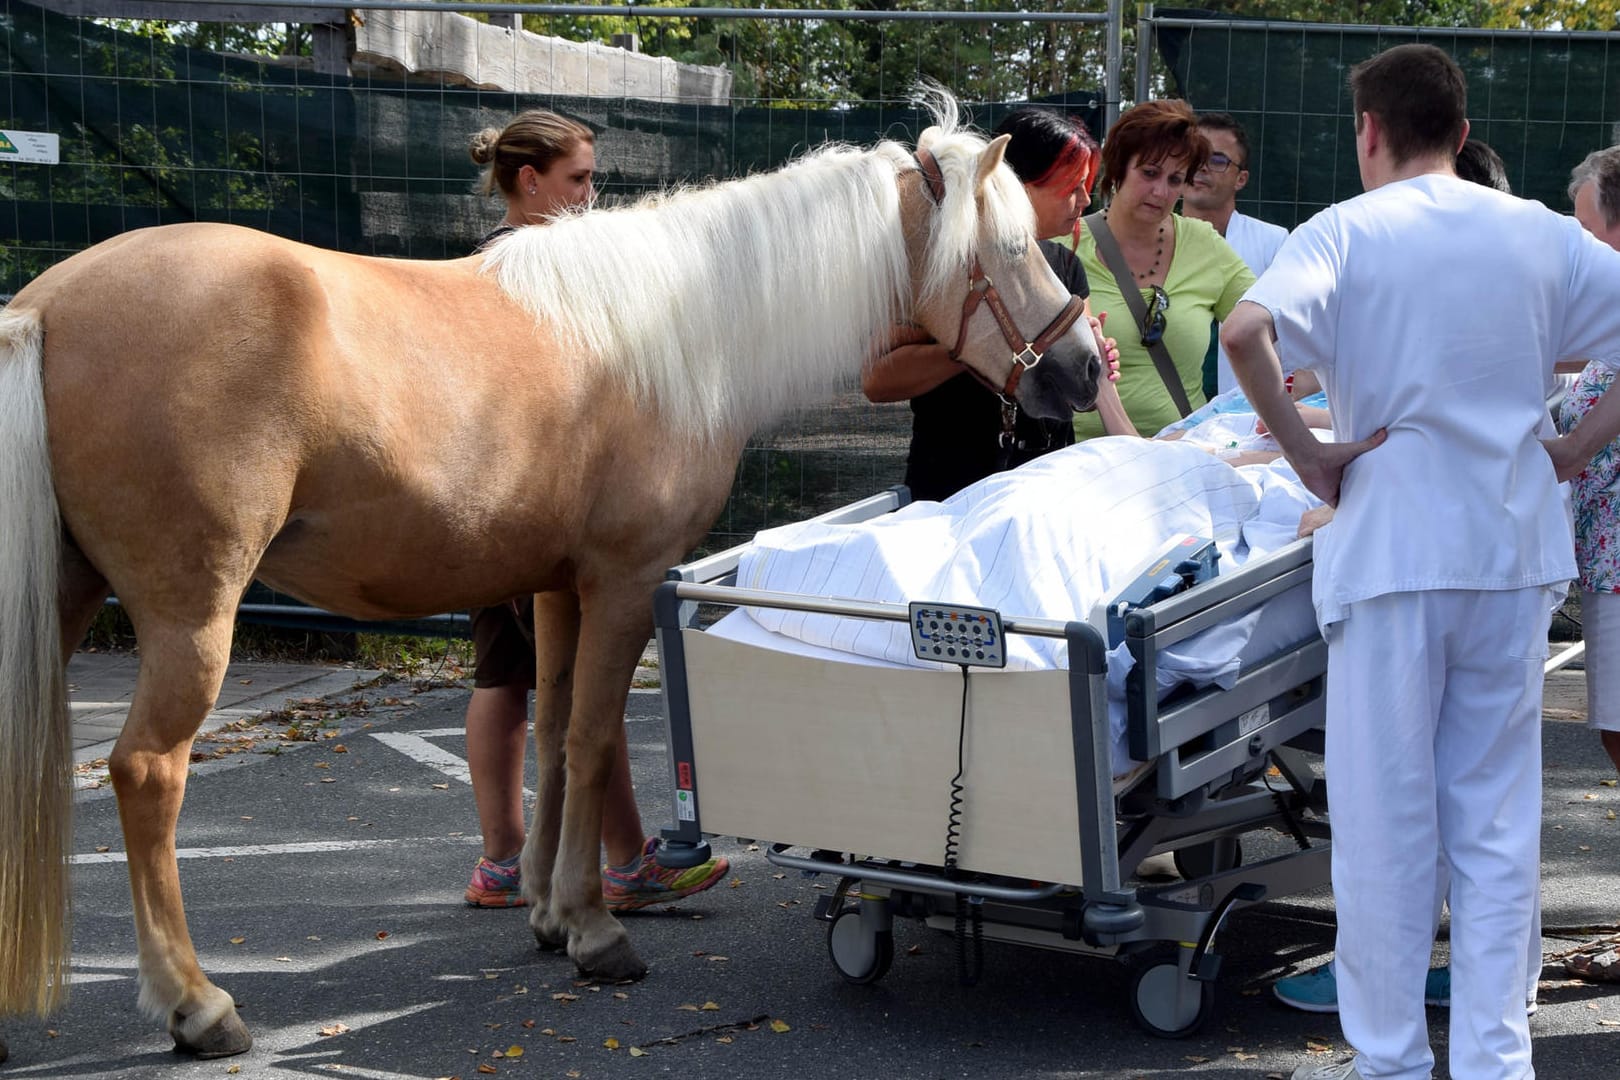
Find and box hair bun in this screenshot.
[468,128,502,165]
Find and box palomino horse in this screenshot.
[0,96,1100,1059]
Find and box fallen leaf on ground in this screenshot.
[375,931,390,940]
[552,992,580,1002]
[716,1036,734,1044]
[432,783,450,790]
[629,1046,647,1057]
[503,1047,523,1058]
[604,1037,620,1049]
[707,955,730,962]
[770,1019,791,1033]
[701,1001,720,1011]
[229,937,246,945]
[318,1023,349,1037]
[613,992,629,1000]
[477,1066,497,1075]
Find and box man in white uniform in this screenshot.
[1183,112,1289,397]
[1223,44,1620,1080]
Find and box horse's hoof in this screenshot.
[532,923,568,952]
[574,935,648,982]
[171,1010,253,1059]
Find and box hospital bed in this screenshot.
[651,476,1334,1038]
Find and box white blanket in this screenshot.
[714,437,1327,775]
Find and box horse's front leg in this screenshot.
[548,600,649,981]
[107,617,252,1058]
[523,590,579,951]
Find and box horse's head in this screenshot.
[903,113,1102,422]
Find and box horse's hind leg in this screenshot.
[524,590,579,951]
[106,609,252,1058]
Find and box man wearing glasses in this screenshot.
[1183,112,1289,398]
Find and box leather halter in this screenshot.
[913,147,1088,405]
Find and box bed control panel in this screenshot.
[1100,535,1221,648]
[909,602,1007,668]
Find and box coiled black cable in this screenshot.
[944,665,984,986]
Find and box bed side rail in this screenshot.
[1123,538,1323,790]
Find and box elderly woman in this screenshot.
[1073,99,1255,440]
[863,106,1121,502]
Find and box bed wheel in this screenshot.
[1128,957,1215,1038]
[827,908,895,985]
[1173,837,1243,881]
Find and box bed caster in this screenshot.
[827,902,894,985]
[1128,951,1215,1038]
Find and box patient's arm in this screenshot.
[1255,402,1331,435]
[1297,504,1335,538]
[1288,369,1323,399]
[1094,374,1140,437]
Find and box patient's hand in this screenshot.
[1297,505,1335,538]
[1256,403,1331,436]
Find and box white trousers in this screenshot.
[1326,588,1546,1080]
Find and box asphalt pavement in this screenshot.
[2,656,1618,1078]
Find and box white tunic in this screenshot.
[1243,173,1620,626]
[1212,210,1290,394]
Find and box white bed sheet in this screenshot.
[708,436,1327,776]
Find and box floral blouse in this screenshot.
[1559,361,1620,593]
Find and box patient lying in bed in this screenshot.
[713,403,1334,776]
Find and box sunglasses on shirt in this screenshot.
[1140,285,1170,347]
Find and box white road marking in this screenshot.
[71,836,479,865]
[367,731,476,786]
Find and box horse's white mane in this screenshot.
[480,87,1036,440]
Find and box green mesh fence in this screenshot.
[0,0,1103,630]
[1155,10,1620,229]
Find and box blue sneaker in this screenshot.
[1416,966,1537,1015]
[1273,960,1341,1013]
[1272,962,1449,1013]
[1275,963,1531,1015]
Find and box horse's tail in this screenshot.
[0,307,71,1017]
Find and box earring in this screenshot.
[529,186,537,195]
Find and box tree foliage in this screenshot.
[97,0,1615,100]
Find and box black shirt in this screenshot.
[903,240,1090,503]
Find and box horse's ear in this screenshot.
[975,133,1011,193]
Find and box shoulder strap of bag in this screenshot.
[1083,211,1193,418]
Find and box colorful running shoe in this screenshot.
[464,855,527,908]
[603,837,729,913]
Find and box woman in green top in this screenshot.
[1071,99,1255,439]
